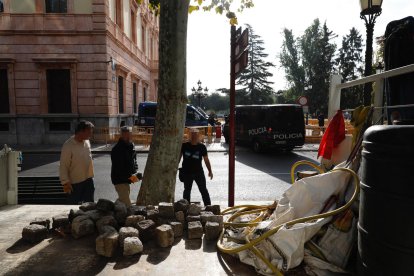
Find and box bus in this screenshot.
[137,102,209,127]
[223,104,305,152]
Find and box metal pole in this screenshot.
[363,17,375,106]
[229,26,236,207]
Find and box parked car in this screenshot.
[223,104,305,152]
[137,102,209,127]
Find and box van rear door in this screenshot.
[267,105,305,146]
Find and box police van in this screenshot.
[137,102,209,127]
[223,104,305,152]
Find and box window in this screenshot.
[131,10,137,44]
[0,69,10,114]
[133,82,137,113]
[141,26,145,53]
[143,86,147,102]
[46,69,72,113]
[118,76,124,113]
[115,0,123,29]
[45,0,67,13]
[0,1,4,13]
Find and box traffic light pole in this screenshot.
[228,25,236,207]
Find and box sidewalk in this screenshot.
[0,204,261,276]
[9,142,319,154]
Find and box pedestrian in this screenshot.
[318,113,325,133]
[59,121,95,204]
[110,126,142,206]
[180,129,213,206]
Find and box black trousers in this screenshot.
[67,178,95,204]
[183,172,211,206]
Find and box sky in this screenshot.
[186,0,414,95]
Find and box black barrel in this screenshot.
[359,125,414,276]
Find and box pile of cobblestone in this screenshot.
[21,199,223,257]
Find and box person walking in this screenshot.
[59,121,95,204]
[180,129,213,206]
[111,126,142,206]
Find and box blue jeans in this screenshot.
[183,172,211,206]
[67,178,95,204]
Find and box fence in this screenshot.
[91,126,220,146]
[328,64,414,122]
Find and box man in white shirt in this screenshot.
[59,121,95,204]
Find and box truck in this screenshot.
[223,104,305,152]
[137,102,209,127]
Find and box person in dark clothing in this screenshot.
[180,129,213,206]
[318,113,325,133]
[111,126,142,206]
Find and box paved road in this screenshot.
[19,150,318,204]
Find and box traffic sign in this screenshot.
[235,49,248,76]
[297,96,309,106]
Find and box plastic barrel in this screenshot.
[359,125,414,276]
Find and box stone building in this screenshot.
[0,0,159,144]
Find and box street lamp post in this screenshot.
[360,0,383,106]
[191,80,208,107]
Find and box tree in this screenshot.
[301,20,336,114]
[188,92,229,112]
[236,24,275,105]
[136,0,254,205]
[279,29,305,101]
[336,27,364,109]
[279,19,336,114]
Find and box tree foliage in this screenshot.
[188,92,229,112]
[336,27,364,109]
[236,24,275,105]
[279,19,336,114]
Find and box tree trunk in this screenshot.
[136,0,190,205]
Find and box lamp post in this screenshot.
[191,80,208,107]
[360,0,383,106]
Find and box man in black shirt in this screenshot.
[111,126,142,206]
[180,129,213,206]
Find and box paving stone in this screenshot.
[71,215,95,239]
[125,215,145,227]
[22,225,48,243]
[114,200,128,225]
[118,227,139,247]
[158,202,175,218]
[175,211,185,224]
[200,211,214,227]
[210,215,224,229]
[169,221,183,237]
[186,215,201,222]
[100,225,117,234]
[188,221,203,239]
[96,216,118,234]
[146,205,155,211]
[30,218,50,230]
[174,199,189,213]
[96,231,119,257]
[79,202,97,212]
[127,205,146,216]
[68,209,86,223]
[96,199,115,212]
[156,217,174,226]
[146,209,159,221]
[85,209,112,222]
[187,203,202,216]
[123,237,143,256]
[136,219,156,242]
[204,221,221,241]
[155,224,174,247]
[52,214,70,229]
[205,205,221,215]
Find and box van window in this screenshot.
[142,105,157,117]
[268,107,303,129]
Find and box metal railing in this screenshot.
[328,63,414,121]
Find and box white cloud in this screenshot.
[187,0,414,95]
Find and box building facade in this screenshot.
[0,0,159,144]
